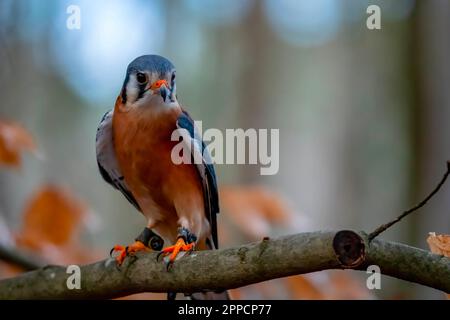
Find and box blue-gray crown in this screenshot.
[126,55,175,76]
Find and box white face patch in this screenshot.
[125,74,140,106]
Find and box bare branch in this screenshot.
[0,243,44,271]
[368,160,450,241]
[0,230,448,299]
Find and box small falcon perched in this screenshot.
[96,55,227,299]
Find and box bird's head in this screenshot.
[119,55,178,109]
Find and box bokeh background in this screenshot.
[0,0,449,299]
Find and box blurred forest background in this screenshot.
[0,0,449,299]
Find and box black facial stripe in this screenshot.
[137,82,147,100]
[121,88,127,103]
[121,73,130,103]
[171,72,176,87]
[169,83,176,102]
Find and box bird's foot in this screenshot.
[157,228,197,271]
[110,241,148,266]
[157,238,195,270]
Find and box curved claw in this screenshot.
[156,251,165,262]
[110,242,147,266]
[110,245,125,258]
[166,260,174,271]
[157,237,195,271]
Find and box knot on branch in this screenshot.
[333,230,365,268]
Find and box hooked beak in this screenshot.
[160,86,168,102]
[150,79,169,103]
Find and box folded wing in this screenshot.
[96,110,141,212]
[176,110,220,249]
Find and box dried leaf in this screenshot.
[16,185,87,248]
[427,232,450,256]
[427,232,450,299]
[0,121,36,167]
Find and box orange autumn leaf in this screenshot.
[0,120,36,167]
[427,232,450,299]
[427,232,450,257]
[15,185,88,249]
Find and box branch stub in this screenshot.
[333,230,365,268]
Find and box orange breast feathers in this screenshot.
[111,99,207,241]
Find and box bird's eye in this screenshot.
[171,72,176,85]
[136,72,147,84]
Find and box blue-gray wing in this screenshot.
[96,110,141,212]
[176,110,219,249]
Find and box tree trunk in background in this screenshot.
[414,0,450,299]
[236,1,270,183]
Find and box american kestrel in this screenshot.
[96,55,226,299]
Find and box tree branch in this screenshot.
[368,160,450,241]
[0,243,45,271]
[0,230,448,299]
